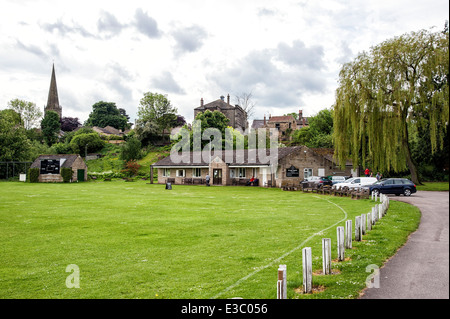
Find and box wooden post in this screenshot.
[361,214,367,235]
[367,212,372,231]
[355,216,362,241]
[378,204,383,220]
[277,265,287,299]
[150,166,154,184]
[345,220,352,249]
[337,226,345,261]
[372,206,377,224]
[322,238,332,275]
[302,247,312,294]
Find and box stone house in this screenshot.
[152,146,356,188]
[251,110,310,140]
[30,154,88,182]
[194,95,248,132]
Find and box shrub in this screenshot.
[61,167,73,183]
[121,160,141,177]
[28,168,40,183]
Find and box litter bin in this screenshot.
[165,182,172,190]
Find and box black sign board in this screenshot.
[286,165,299,177]
[40,159,60,174]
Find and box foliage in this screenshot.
[85,101,128,131]
[120,137,143,162]
[60,117,81,132]
[7,98,42,130]
[69,133,105,155]
[61,167,73,183]
[52,142,73,155]
[333,28,449,184]
[137,92,178,143]
[291,109,334,148]
[121,160,141,177]
[28,168,40,183]
[41,111,60,146]
[0,110,31,161]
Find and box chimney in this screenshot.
[264,114,266,126]
[220,95,225,101]
[201,98,204,107]
[227,94,230,105]
[299,109,303,120]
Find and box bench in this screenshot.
[351,187,370,200]
[192,178,204,185]
[319,185,332,195]
[166,178,175,184]
[183,178,193,184]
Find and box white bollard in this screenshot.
[337,226,345,261]
[355,216,362,241]
[277,265,287,299]
[367,212,372,231]
[378,204,383,220]
[322,238,332,275]
[277,280,283,299]
[372,206,378,224]
[345,220,352,249]
[361,214,367,235]
[302,247,313,294]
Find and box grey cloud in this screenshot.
[15,40,47,58]
[276,40,325,70]
[134,8,161,39]
[257,7,279,17]
[151,71,185,94]
[105,63,134,101]
[208,41,327,109]
[41,19,96,38]
[171,25,207,57]
[97,11,125,37]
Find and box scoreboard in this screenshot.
[40,159,60,174]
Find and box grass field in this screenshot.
[0,181,420,299]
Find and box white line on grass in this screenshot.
[211,196,348,299]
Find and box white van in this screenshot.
[334,177,377,190]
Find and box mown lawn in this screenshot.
[0,181,420,299]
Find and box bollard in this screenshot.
[378,204,383,220]
[372,206,377,224]
[277,280,283,299]
[345,220,352,249]
[337,226,345,261]
[361,214,367,235]
[277,265,287,299]
[367,212,372,231]
[322,238,332,275]
[355,216,362,241]
[302,247,312,294]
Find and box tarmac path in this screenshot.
[360,191,449,299]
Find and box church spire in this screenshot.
[45,63,62,119]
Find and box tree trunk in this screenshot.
[403,125,422,185]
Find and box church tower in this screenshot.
[44,63,62,119]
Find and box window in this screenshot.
[193,168,202,178]
[275,123,280,130]
[238,168,246,178]
[230,169,236,178]
[304,168,313,179]
[163,168,170,177]
[176,169,185,177]
[252,168,257,178]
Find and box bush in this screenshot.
[70,133,105,155]
[121,160,141,177]
[28,168,40,183]
[61,167,73,183]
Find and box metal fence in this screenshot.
[0,162,33,180]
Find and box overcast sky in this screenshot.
[0,0,448,126]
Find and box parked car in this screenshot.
[363,178,417,196]
[330,176,347,185]
[333,177,377,190]
[301,176,332,189]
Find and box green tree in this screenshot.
[120,137,143,162]
[41,111,61,146]
[291,109,334,148]
[0,109,31,161]
[69,133,105,155]
[7,98,42,129]
[85,101,128,131]
[333,28,449,184]
[138,92,178,143]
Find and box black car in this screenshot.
[301,176,332,189]
[364,178,417,196]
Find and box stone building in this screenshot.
[31,154,87,182]
[152,146,356,188]
[251,110,310,140]
[44,64,62,120]
[194,95,248,132]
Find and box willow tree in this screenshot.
[334,28,449,184]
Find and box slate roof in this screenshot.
[30,154,80,169]
[268,115,296,123]
[153,146,303,167]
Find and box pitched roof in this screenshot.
[153,146,303,167]
[30,154,81,169]
[195,98,244,112]
[268,115,295,123]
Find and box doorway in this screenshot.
[213,169,222,185]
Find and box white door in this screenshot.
[261,168,268,186]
